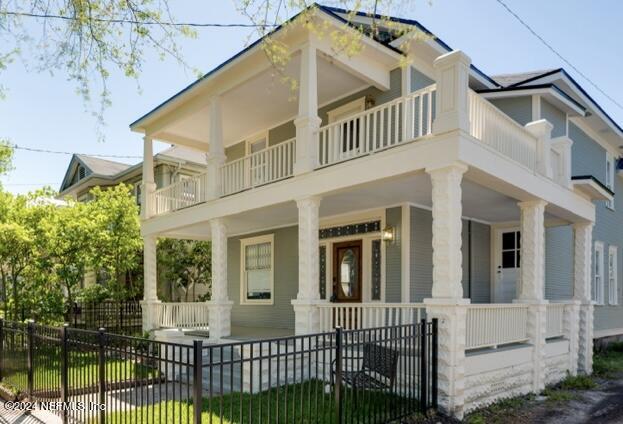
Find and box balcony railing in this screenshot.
[220,137,296,196]
[469,90,538,172]
[147,84,570,218]
[318,85,436,167]
[546,303,566,339]
[153,173,208,215]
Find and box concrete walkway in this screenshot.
[0,402,61,424]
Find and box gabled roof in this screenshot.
[74,154,132,177]
[130,3,499,132]
[489,68,623,140]
[491,69,558,88]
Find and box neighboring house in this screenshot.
[58,146,209,301]
[128,5,620,418]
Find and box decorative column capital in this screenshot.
[295,195,322,210]
[517,199,548,211]
[426,162,469,179]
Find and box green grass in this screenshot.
[1,350,158,395]
[559,374,596,390]
[464,394,536,424]
[542,388,576,402]
[594,342,623,378]
[104,380,414,424]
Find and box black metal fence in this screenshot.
[66,301,142,334]
[0,319,437,423]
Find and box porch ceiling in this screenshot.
[156,52,369,149]
[160,173,564,240]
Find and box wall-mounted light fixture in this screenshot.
[381,225,395,244]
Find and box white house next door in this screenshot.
[494,228,521,303]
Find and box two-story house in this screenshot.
[59,146,208,299]
[128,5,619,418]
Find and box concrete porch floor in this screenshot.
[154,325,294,344]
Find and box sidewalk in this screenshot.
[0,402,61,424]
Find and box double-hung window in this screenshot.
[240,234,274,304]
[609,245,619,305]
[606,153,615,209]
[594,241,605,305]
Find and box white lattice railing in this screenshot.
[220,138,296,196]
[469,90,539,172]
[318,303,426,332]
[466,304,529,350]
[318,85,436,167]
[155,302,210,329]
[546,303,566,339]
[153,173,208,215]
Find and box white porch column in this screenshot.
[292,196,321,335]
[206,96,226,200]
[141,136,157,219]
[141,235,160,332]
[424,163,469,419]
[293,43,321,175]
[208,218,233,341]
[516,200,548,393]
[563,300,581,376]
[525,120,554,179]
[432,50,471,135]
[573,222,594,374]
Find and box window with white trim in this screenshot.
[609,245,618,305]
[594,241,605,305]
[240,234,274,304]
[606,153,615,209]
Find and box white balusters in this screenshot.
[318,85,436,167]
[155,302,211,329]
[220,138,296,196]
[468,91,539,172]
[317,303,426,332]
[546,303,566,339]
[465,304,530,350]
[152,173,206,215]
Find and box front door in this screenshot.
[332,240,363,302]
[494,229,521,303]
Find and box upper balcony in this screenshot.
[146,80,575,218]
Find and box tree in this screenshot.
[38,199,95,308]
[158,239,211,302]
[0,222,34,320]
[0,0,196,123]
[88,184,142,300]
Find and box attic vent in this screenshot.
[78,166,86,180]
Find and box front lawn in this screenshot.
[104,380,416,424]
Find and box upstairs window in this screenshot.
[606,153,615,209]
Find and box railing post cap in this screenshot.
[433,50,472,69]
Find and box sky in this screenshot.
[1,0,622,194]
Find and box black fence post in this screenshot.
[334,326,343,424]
[431,318,438,410]
[0,318,3,382]
[60,324,69,424]
[27,320,34,399]
[193,340,203,424]
[419,318,427,414]
[98,328,106,424]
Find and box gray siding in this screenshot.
[541,98,567,138]
[545,225,573,300]
[569,122,623,332]
[228,226,298,330]
[385,206,402,302]
[490,97,532,126]
[268,120,296,146]
[410,207,432,302]
[225,141,246,162]
[411,67,435,92]
[409,206,490,303]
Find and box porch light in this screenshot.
[381,226,395,243]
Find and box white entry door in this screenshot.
[494,228,521,303]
